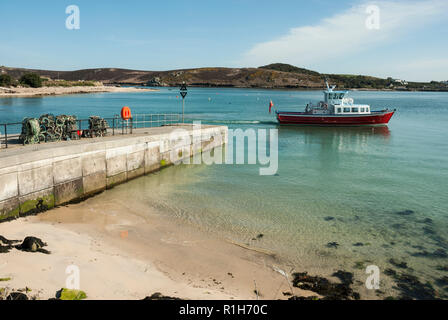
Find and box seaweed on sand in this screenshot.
[290,271,359,300]
[326,242,339,249]
[389,259,408,269]
[0,235,21,254]
[15,237,51,254]
[143,292,182,300]
[393,273,439,300]
[395,210,415,216]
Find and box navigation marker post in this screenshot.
[180,82,188,123]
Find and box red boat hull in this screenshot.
[277,110,395,126]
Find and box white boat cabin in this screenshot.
[306,83,371,115]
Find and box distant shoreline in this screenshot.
[140,85,448,93]
[0,86,158,98]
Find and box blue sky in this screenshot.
[0,0,447,81]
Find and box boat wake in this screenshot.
[187,119,278,126]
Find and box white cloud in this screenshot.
[391,58,448,82]
[241,0,448,77]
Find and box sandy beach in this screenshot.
[0,191,307,300]
[0,86,158,98]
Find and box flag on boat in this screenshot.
[269,100,274,113]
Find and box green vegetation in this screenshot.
[407,80,448,91]
[0,74,13,87]
[19,73,42,88]
[57,288,87,300]
[326,74,390,89]
[0,278,12,282]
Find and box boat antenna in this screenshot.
[324,78,330,91]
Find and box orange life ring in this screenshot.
[121,106,132,120]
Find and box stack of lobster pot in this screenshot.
[38,114,56,142]
[58,115,80,141]
[20,118,42,145]
[87,116,109,138]
[38,114,79,142]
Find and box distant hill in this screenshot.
[259,63,320,76]
[1,64,446,91]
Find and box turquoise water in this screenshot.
[2,89,448,297]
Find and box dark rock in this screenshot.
[396,210,415,216]
[353,242,364,247]
[389,259,408,269]
[15,236,50,254]
[6,292,29,300]
[324,217,335,221]
[256,234,264,239]
[143,292,181,300]
[326,242,339,249]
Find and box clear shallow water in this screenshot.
[2,89,448,296]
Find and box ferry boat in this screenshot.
[273,82,395,126]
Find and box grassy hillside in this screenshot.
[1,64,446,91]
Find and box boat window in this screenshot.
[339,93,344,99]
[343,107,350,113]
[361,107,365,112]
[337,108,342,113]
[352,108,359,113]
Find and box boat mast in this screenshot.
[325,78,330,91]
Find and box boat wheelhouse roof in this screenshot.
[325,90,348,94]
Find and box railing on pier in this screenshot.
[0,113,182,149]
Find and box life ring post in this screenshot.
[121,106,132,134]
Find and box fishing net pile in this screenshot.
[20,114,80,145]
[19,118,42,145]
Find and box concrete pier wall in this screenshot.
[0,125,227,221]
